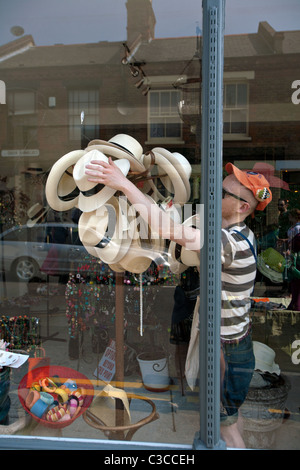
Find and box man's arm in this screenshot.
[85,157,200,251]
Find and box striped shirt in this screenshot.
[221,222,257,342]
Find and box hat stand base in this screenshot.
[83,393,159,441]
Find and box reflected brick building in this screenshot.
[0,0,299,224]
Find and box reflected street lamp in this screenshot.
[173,27,202,135]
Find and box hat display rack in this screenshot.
[45,134,195,275]
[45,134,194,435]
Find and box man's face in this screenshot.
[221,175,245,218]
[278,200,286,213]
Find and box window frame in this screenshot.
[222,71,254,141]
[68,88,100,142]
[147,87,184,144]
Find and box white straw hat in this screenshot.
[73,149,130,213]
[27,203,48,227]
[143,150,188,206]
[86,134,145,172]
[78,196,134,264]
[118,204,165,274]
[45,149,85,211]
[153,147,191,201]
[253,341,280,375]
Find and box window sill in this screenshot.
[145,139,185,145]
[223,135,252,141]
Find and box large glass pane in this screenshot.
[0,0,299,452]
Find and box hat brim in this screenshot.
[118,207,165,274]
[79,197,134,264]
[153,147,191,200]
[143,151,188,206]
[76,158,130,213]
[27,209,48,227]
[46,150,85,211]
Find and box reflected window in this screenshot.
[223,82,248,136]
[149,89,182,141]
[6,90,37,148]
[7,91,35,115]
[68,89,100,142]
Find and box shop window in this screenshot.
[223,82,249,138]
[148,89,182,141]
[68,89,100,142]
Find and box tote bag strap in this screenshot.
[233,230,257,263]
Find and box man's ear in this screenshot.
[239,201,251,214]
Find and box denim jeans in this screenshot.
[221,333,255,425]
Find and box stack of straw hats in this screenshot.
[45,134,197,274]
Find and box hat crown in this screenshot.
[73,149,107,191]
[108,134,143,160]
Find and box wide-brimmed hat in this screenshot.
[45,149,85,211]
[167,214,200,273]
[180,215,201,266]
[27,203,48,227]
[253,341,280,375]
[73,149,130,213]
[143,151,189,206]
[86,134,145,172]
[153,147,191,201]
[225,163,272,210]
[78,196,134,264]
[118,204,165,274]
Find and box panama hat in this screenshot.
[253,341,280,375]
[45,149,85,211]
[73,149,130,213]
[143,151,188,206]
[86,134,145,172]
[78,196,134,264]
[118,204,165,274]
[180,215,201,266]
[27,203,48,227]
[153,147,191,201]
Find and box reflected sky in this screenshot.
[0,0,299,46]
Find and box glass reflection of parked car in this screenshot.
[0,222,101,282]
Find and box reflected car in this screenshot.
[0,222,103,282]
